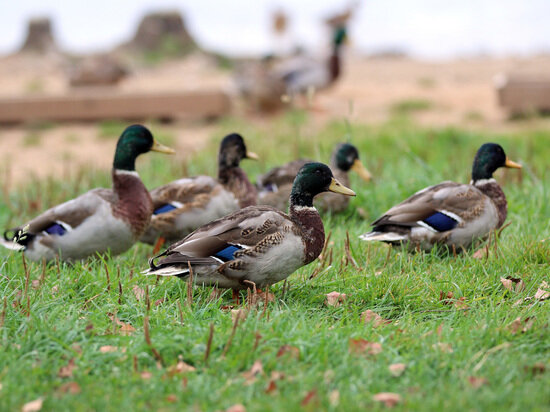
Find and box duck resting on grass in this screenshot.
[257,142,371,212]
[359,143,522,251]
[143,162,355,296]
[140,133,258,252]
[1,125,175,262]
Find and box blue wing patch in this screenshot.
[214,245,243,262]
[422,212,459,232]
[44,223,66,236]
[154,204,177,215]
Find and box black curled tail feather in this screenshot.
[4,227,33,246]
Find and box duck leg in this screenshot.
[232,289,240,305]
[152,236,166,254]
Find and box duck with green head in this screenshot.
[257,142,371,212]
[144,163,355,293]
[140,133,258,250]
[276,25,348,96]
[360,143,522,251]
[1,125,174,261]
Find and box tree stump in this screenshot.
[20,18,58,53]
[129,11,196,54]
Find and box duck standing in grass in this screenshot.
[144,163,355,293]
[360,143,522,251]
[1,125,175,262]
[140,133,258,251]
[257,143,371,212]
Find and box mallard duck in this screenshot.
[257,143,371,212]
[143,162,355,292]
[1,125,175,262]
[274,25,348,97]
[359,143,522,251]
[140,133,258,248]
[235,26,348,111]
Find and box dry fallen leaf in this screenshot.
[108,313,136,336]
[508,317,535,334]
[31,279,41,290]
[226,405,246,412]
[468,376,488,388]
[166,394,177,403]
[276,345,300,360]
[140,371,153,380]
[58,358,76,378]
[242,360,263,385]
[329,390,340,406]
[167,356,196,376]
[99,345,126,353]
[349,338,383,355]
[389,363,406,377]
[22,398,43,412]
[472,247,488,259]
[132,285,145,301]
[265,379,277,394]
[373,392,401,407]
[432,342,453,353]
[500,277,526,293]
[231,308,248,324]
[325,291,347,307]
[361,310,391,327]
[57,382,81,394]
[524,362,546,375]
[534,287,550,301]
[301,389,318,406]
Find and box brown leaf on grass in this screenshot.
[108,313,136,336]
[231,308,248,324]
[242,360,263,385]
[276,345,300,360]
[265,379,277,394]
[301,389,318,406]
[57,382,80,394]
[389,363,406,377]
[140,371,153,380]
[349,338,383,355]
[22,398,43,412]
[132,285,145,301]
[500,277,526,293]
[432,342,453,353]
[167,356,196,377]
[361,310,391,327]
[372,392,401,407]
[31,279,41,290]
[165,394,177,403]
[472,248,488,259]
[468,376,488,388]
[439,291,468,309]
[508,317,535,334]
[58,358,76,378]
[524,362,546,375]
[154,299,164,307]
[329,390,340,406]
[325,291,347,307]
[534,286,550,300]
[99,345,126,353]
[226,405,246,412]
[51,285,59,295]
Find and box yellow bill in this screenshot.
[351,159,372,182]
[246,151,260,160]
[151,140,176,154]
[328,177,356,196]
[504,158,522,169]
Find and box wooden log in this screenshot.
[495,74,550,115]
[0,90,231,123]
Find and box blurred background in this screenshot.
[1,0,549,183]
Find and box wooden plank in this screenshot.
[496,74,550,114]
[0,90,231,123]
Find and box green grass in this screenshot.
[1,117,549,411]
[391,99,434,116]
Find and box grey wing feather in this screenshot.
[373,182,485,228]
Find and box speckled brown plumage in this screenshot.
[475,180,507,228]
[290,206,325,264]
[219,167,257,208]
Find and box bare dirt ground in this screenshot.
[1,52,549,184]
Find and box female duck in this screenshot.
[360,143,522,251]
[144,163,355,291]
[140,133,258,248]
[1,125,174,261]
[257,143,371,212]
